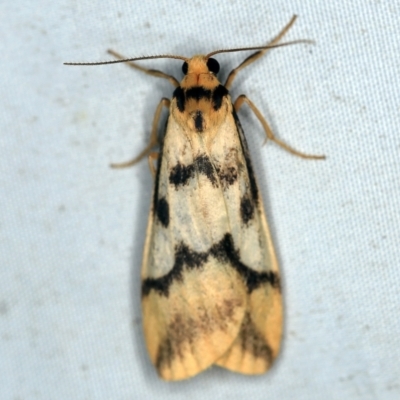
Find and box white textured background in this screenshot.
[1,1,399,399]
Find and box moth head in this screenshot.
[181,57,220,76]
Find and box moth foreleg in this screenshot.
[110,98,171,168]
[234,94,325,160]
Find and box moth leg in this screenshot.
[147,151,159,178]
[110,98,171,168]
[234,95,325,159]
[225,15,297,89]
[107,49,179,87]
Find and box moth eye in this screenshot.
[206,58,220,74]
[182,61,188,75]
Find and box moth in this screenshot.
[65,15,324,381]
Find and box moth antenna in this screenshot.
[206,40,314,58]
[64,54,187,66]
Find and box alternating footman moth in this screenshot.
[65,15,324,381]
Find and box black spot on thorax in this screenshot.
[173,87,185,112]
[194,111,204,132]
[212,85,229,111]
[186,87,211,101]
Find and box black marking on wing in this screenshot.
[169,154,217,188]
[194,111,204,132]
[186,87,211,101]
[152,121,167,219]
[216,165,238,188]
[210,233,280,293]
[240,195,255,225]
[142,241,208,297]
[142,233,280,297]
[156,336,173,371]
[156,298,243,372]
[232,110,259,203]
[156,313,198,370]
[156,197,170,227]
[169,162,195,187]
[195,154,218,187]
[173,87,185,112]
[239,312,273,364]
[212,84,229,111]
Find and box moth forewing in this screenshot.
[211,112,283,375]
